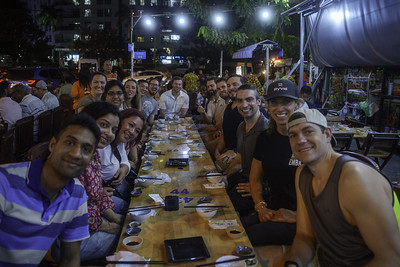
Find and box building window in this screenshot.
[162,35,170,42]
[84,9,91,17]
[162,29,172,33]
[84,35,90,40]
[74,22,80,30]
[97,0,103,4]
[98,23,104,30]
[105,0,111,4]
[105,22,111,29]
[171,34,180,41]
[129,0,136,5]
[140,0,145,5]
[162,0,170,6]
[73,34,80,41]
[137,36,144,42]
[151,0,157,6]
[105,9,111,17]
[84,0,91,5]
[73,0,79,5]
[85,22,91,28]
[97,9,103,17]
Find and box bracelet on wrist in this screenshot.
[284,260,299,267]
[254,201,267,211]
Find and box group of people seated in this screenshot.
[187,74,400,266]
[0,62,400,266]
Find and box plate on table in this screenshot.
[169,134,185,139]
[164,236,210,263]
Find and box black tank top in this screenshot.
[299,155,384,266]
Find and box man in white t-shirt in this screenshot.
[158,76,189,118]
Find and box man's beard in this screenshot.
[220,92,229,100]
[206,90,216,98]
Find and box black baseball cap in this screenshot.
[265,79,299,101]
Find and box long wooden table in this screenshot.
[115,118,255,266]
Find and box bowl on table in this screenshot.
[123,236,143,251]
[235,246,253,256]
[141,165,152,172]
[196,203,218,219]
[206,173,223,184]
[150,140,160,146]
[245,258,258,267]
[131,189,143,197]
[129,221,142,228]
[126,226,142,236]
[145,154,158,160]
[128,208,152,222]
[226,225,245,239]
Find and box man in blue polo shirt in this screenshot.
[0,113,100,266]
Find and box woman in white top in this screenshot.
[98,107,145,205]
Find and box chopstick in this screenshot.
[197,174,224,178]
[106,260,165,265]
[195,255,255,267]
[128,205,164,212]
[137,177,163,180]
[184,205,230,208]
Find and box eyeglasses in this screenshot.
[150,83,159,87]
[107,91,123,97]
[268,99,294,107]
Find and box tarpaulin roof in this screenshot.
[232,40,282,60]
[306,0,400,67]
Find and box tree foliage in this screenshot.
[185,0,300,58]
[0,0,51,66]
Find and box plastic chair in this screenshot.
[27,141,50,161]
[14,116,34,161]
[0,129,15,164]
[333,132,355,151]
[340,151,380,170]
[52,106,64,137]
[59,94,74,115]
[38,110,53,143]
[354,132,400,170]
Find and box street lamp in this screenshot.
[130,10,143,79]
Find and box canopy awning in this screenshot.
[232,40,282,60]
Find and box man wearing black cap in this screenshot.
[242,79,302,246]
[285,108,400,267]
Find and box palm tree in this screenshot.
[36,4,63,45]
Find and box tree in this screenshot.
[36,3,63,44]
[185,0,301,59]
[0,0,51,66]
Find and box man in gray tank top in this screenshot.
[283,108,400,267]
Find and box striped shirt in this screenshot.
[0,159,89,266]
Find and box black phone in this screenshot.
[164,195,179,211]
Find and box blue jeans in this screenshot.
[112,195,129,214]
[52,217,122,261]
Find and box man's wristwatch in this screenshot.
[284,260,299,267]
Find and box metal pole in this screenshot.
[299,12,304,88]
[220,50,223,77]
[130,12,134,79]
[130,10,143,79]
[265,45,270,91]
